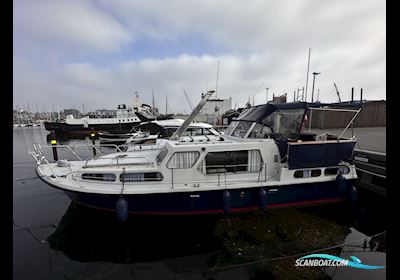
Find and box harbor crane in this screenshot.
[333,82,342,103]
[183,90,194,110]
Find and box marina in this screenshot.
[14,92,386,279]
[13,124,386,279]
[13,1,385,278]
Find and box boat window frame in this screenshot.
[120,172,164,182]
[166,151,201,169]
[324,166,350,176]
[199,149,264,175]
[293,169,322,178]
[156,146,169,165]
[81,173,117,182]
[224,120,239,136]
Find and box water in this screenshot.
[13,127,386,280]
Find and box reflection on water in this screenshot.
[13,127,386,280]
[43,201,386,279]
[48,202,222,264]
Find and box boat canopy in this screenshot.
[225,102,308,140]
[234,102,308,123]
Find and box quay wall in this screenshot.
[307,100,386,129]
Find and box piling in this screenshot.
[351,87,354,102]
[50,132,58,161]
[90,131,97,157]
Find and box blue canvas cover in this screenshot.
[287,140,356,169]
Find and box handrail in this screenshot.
[66,146,82,161]
[308,107,360,113]
[204,163,264,172]
[66,164,84,188]
[339,108,362,138]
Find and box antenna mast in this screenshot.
[333,83,342,103]
[215,59,220,98]
[305,48,311,102]
[183,90,193,110]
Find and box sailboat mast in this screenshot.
[305,48,311,102]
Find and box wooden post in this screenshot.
[351,87,354,102]
[90,131,96,157]
[50,132,58,161]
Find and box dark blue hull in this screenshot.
[60,179,356,215]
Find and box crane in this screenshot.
[333,82,342,103]
[183,90,194,110]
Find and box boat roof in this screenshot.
[235,102,308,123]
[233,101,362,124]
[144,119,214,128]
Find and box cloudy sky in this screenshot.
[13,0,385,114]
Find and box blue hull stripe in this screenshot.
[57,180,356,214]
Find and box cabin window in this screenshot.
[224,121,238,136]
[81,173,116,181]
[324,166,350,176]
[167,151,200,168]
[231,122,253,138]
[200,150,263,174]
[190,128,203,136]
[202,129,213,135]
[208,128,219,135]
[293,169,321,178]
[262,108,305,140]
[248,123,273,139]
[156,147,168,164]
[120,172,163,182]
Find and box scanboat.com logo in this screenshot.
[295,254,384,270]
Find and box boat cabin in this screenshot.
[224,102,356,170]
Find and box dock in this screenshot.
[353,149,386,196]
[310,127,386,196]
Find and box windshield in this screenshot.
[230,121,254,138]
[226,108,305,139]
[262,108,305,139]
[156,146,168,164]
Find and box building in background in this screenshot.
[272,93,287,104]
[199,96,232,125]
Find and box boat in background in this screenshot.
[30,90,361,218]
[44,103,174,137]
[99,118,220,145]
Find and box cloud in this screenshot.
[13,0,132,53]
[13,0,385,113]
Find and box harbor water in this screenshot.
[13,126,386,280]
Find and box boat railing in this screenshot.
[29,144,271,189]
[169,162,268,189]
[307,107,362,139]
[29,142,161,163]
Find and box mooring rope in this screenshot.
[150,230,386,280]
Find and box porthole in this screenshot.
[81,173,116,181]
[294,169,321,178]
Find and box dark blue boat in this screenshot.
[31,92,361,217]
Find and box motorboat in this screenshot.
[44,103,173,137]
[44,104,143,137]
[99,118,220,145]
[30,91,360,218]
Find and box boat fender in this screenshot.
[259,188,268,212]
[116,197,129,222]
[350,186,357,204]
[222,190,231,214]
[336,174,347,193]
